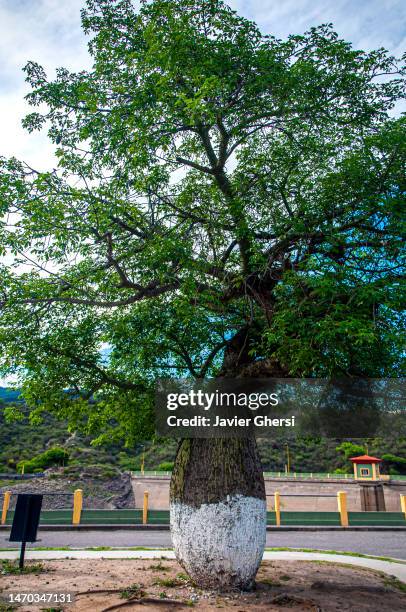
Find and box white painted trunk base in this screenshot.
[170,494,266,589]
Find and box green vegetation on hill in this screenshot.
[0,389,139,474]
[137,437,406,475]
[17,447,70,473]
[1,389,405,475]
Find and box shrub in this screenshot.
[118,454,138,471]
[157,461,174,471]
[381,454,406,475]
[17,447,69,473]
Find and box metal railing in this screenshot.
[132,471,172,477]
[264,472,352,479]
[132,470,353,479]
[2,490,406,528]
[0,490,82,526]
[132,470,406,481]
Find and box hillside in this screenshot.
[139,437,406,475]
[1,388,405,476]
[0,388,140,474]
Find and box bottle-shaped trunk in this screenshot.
[170,437,266,590]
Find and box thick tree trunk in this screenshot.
[170,327,267,589]
[170,436,266,590]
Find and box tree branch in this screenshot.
[1,281,179,310]
[175,156,213,174]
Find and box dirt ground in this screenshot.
[1,558,405,612]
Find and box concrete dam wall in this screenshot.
[132,474,406,512]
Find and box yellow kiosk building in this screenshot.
[350,454,381,481]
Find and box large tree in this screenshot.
[0,0,405,589]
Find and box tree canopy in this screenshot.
[0,0,405,444]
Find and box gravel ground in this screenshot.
[1,558,406,612]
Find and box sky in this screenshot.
[0,0,405,169]
[0,0,405,385]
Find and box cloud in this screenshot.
[0,0,404,169]
[228,0,406,55]
[0,0,90,169]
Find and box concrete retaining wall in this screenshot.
[132,475,406,512]
[132,476,170,510]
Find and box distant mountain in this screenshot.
[0,387,21,402]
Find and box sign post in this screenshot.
[9,494,43,570]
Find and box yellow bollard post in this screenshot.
[72,489,83,525]
[1,491,11,525]
[274,491,281,527]
[400,495,406,519]
[143,491,149,525]
[337,491,348,527]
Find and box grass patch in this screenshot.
[153,577,183,588]
[175,571,197,587]
[383,576,406,593]
[265,547,406,564]
[120,583,146,599]
[0,559,44,575]
[148,561,169,572]
[0,603,17,612]
[302,558,406,581]
[305,559,406,592]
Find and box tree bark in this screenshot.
[170,437,266,590]
[169,327,267,590]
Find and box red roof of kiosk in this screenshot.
[349,455,381,464]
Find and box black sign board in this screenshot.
[10,494,43,542]
[9,494,43,569]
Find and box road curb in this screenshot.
[2,524,406,531]
[0,524,170,531]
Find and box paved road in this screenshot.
[1,530,406,559]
